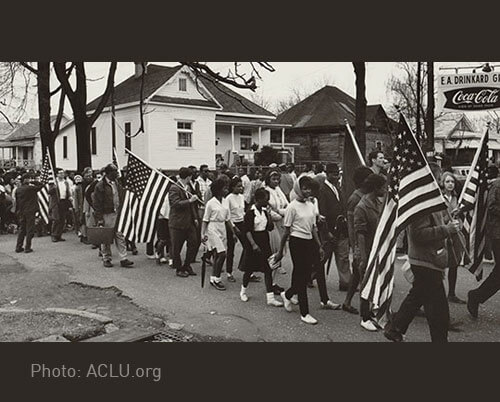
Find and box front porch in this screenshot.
[215,116,293,166]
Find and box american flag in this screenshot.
[117,151,171,243]
[458,128,489,280]
[360,115,448,323]
[37,152,55,224]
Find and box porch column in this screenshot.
[281,127,285,149]
[231,125,235,153]
[258,126,262,147]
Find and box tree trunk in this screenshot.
[425,62,435,152]
[37,62,56,165]
[353,62,367,157]
[74,111,91,172]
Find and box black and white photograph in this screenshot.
[1,61,500,345]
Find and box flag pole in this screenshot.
[457,125,489,207]
[344,119,366,167]
[124,148,205,205]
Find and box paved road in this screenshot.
[1,233,499,342]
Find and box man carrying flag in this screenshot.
[94,163,135,268]
[359,115,458,342]
[466,128,500,319]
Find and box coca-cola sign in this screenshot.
[444,87,500,110]
[438,71,500,112]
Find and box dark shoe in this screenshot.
[58,238,66,242]
[467,291,479,319]
[120,259,134,268]
[202,256,212,266]
[210,280,226,291]
[184,266,197,276]
[384,327,403,342]
[448,295,466,304]
[342,304,359,315]
[15,247,24,253]
[81,237,89,245]
[24,248,33,254]
[103,260,113,268]
[249,274,261,283]
[52,237,59,243]
[272,284,285,296]
[132,249,138,256]
[91,244,99,249]
[307,281,315,288]
[227,274,236,283]
[176,270,189,278]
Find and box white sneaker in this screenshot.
[320,300,341,310]
[168,258,173,266]
[160,257,168,264]
[290,295,299,305]
[266,293,284,307]
[301,314,318,325]
[361,320,378,332]
[240,292,249,302]
[280,292,293,312]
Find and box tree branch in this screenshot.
[89,62,118,126]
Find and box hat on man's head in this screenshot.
[269,163,278,168]
[74,175,83,183]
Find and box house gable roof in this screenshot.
[86,64,275,118]
[275,86,394,131]
[435,113,478,140]
[6,119,40,141]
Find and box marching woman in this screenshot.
[201,178,233,291]
[275,176,326,325]
[441,172,465,304]
[225,177,246,282]
[239,188,283,307]
[265,170,289,283]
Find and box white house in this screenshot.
[55,64,288,171]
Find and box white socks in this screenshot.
[267,292,284,307]
[240,286,248,302]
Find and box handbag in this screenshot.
[87,226,115,245]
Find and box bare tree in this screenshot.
[353,62,367,157]
[387,62,428,131]
[53,62,118,171]
[0,62,34,126]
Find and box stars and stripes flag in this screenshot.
[360,115,448,323]
[117,151,171,243]
[458,127,489,280]
[37,152,56,224]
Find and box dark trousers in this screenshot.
[345,257,371,321]
[170,225,198,272]
[285,237,315,317]
[16,212,35,249]
[226,221,245,274]
[243,270,273,293]
[393,265,449,343]
[51,199,70,239]
[470,238,500,304]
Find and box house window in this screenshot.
[376,141,382,151]
[179,78,187,92]
[240,129,252,150]
[91,127,97,155]
[63,136,68,159]
[125,122,131,151]
[177,121,193,148]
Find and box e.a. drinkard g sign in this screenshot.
[438,71,500,112]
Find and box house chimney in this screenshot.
[134,62,148,79]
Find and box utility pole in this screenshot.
[416,62,422,144]
[426,62,435,153]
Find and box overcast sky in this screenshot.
[4,61,498,120]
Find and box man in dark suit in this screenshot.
[49,168,72,242]
[169,167,200,278]
[317,163,351,291]
[15,173,42,253]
